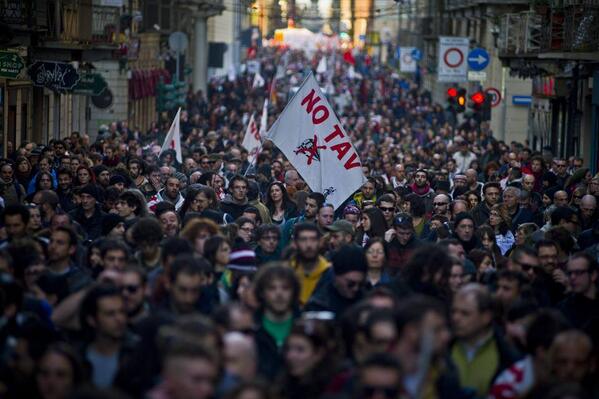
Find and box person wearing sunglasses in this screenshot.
[376,194,397,229]
[557,252,599,328]
[120,265,150,331]
[305,245,367,316]
[355,353,403,399]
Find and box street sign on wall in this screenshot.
[399,47,417,73]
[438,37,469,83]
[28,61,80,92]
[467,48,490,71]
[0,52,25,79]
[485,87,502,107]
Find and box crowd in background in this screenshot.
[0,47,598,399]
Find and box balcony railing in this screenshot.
[499,3,599,54]
[92,6,120,44]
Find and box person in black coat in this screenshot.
[305,245,367,317]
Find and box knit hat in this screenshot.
[79,184,101,201]
[228,245,257,273]
[454,212,475,228]
[393,213,413,230]
[102,213,125,235]
[109,175,126,186]
[332,245,367,275]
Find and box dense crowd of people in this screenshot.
[0,47,598,399]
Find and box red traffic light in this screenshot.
[470,92,485,105]
[447,87,458,97]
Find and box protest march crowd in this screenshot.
[0,46,598,399]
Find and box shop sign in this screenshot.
[28,61,80,92]
[0,52,25,79]
[73,72,108,96]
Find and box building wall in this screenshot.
[208,2,238,78]
[88,60,128,142]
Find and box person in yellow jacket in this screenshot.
[288,222,330,306]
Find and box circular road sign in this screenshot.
[485,87,502,107]
[169,31,189,53]
[443,47,464,68]
[402,53,414,65]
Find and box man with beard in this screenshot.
[410,169,435,214]
[121,266,151,332]
[253,264,300,379]
[280,192,325,249]
[289,223,330,306]
[68,184,106,241]
[149,176,185,212]
[472,182,501,226]
[56,167,76,212]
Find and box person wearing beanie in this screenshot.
[109,175,127,193]
[68,184,106,241]
[305,245,367,316]
[102,213,126,239]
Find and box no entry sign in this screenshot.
[438,37,469,83]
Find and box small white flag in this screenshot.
[259,99,268,138]
[242,113,261,165]
[253,72,265,88]
[159,107,182,163]
[266,74,366,210]
[316,56,327,74]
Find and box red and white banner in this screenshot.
[159,107,182,163]
[242,113,260,164]
[266,74,366,210]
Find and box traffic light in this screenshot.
[456,88,467,113]
[481,95,492,121]
[447,87,458,98]
[156,78,187,112]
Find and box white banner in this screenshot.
[438,36,469,82]
[253,72,265,88]
[266,74,366,210]
[159,107,182,163]
[399,47,417,73]
[242,113,260,165]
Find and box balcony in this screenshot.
[39,0,120,45]
[498,2,599,57]
[445,0,529,12]
[0,0,49,31]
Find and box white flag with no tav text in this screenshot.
[266,74,366,210]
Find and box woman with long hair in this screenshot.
[278,318,339,399]
[476,225,504,265]
[404,193,430,239]
[264,181,298,225]
[465,190,481,210]
[467,248,496,283]
[180,218,220,256]
[27,156,57,194]
[356,207,387,246]
[488,204,515,255]
[15,155,33,188]
[203,235,231,275]
[364,237,391,289]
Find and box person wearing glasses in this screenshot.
[557,252,599,328]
